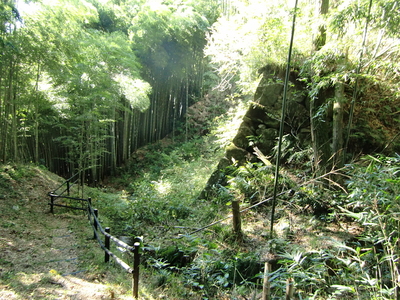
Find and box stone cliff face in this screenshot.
[200,65,309,199]
[226,68,310,163]
[199,64,400,200]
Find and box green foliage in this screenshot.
[129,0,214,82]
[94,132,228,236]
[182,249,262,297]
[227,161,295,205]
[241,154,399,299]
[332,154,399,298]
[113,74,151,112]
[2,1,399,298]
[331,0,400,38]
[300,47,354,102]
[0,165,36,206]
[227,162,274,203]
[328,0,400,88]
[292,186,335,219]
[204,0,315,94]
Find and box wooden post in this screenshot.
[286,278,294,300]
[80,172,84,199]
[395,235,400,300]
[132,242,141,299]
[50,193,55,214]
[87,198,92,220]
[93,209,98,240]
[232,200,242,240]
[105,227,110,263]
[67,180,70,196]
[262,262,271,300]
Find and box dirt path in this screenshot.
[0,166,127,300]
[48,226,84,277]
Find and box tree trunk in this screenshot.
[34,62,41,165]
[313,0,329,52]
[110,108,117,175]
[333,81,344,169]
[9,59,17,162]
[122,103,129,162]
[0,48,4,162]
[310,0,330,176]
[185,69,189,142]
[232,200,242,241]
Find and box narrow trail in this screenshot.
[34,218,113,300]
[47,227,83,277]
[0,167,128,300]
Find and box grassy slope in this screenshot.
[91,91,399,299]
[0,95,249,300]
[0,164,134,300]
[1,91,397,299]
[90,97,360,299]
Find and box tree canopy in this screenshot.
[0,0,398,180]
[0,0,219,179]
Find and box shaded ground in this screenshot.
[0,165,129,299]
[0,163,364,300]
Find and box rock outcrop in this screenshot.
[199,63,400,200]
[200,65,309,199]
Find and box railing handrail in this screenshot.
[48,183,140,299]
[51,172,80,195]
[48,193,86,202]
[88,205,136,252]
[91,225,137,274]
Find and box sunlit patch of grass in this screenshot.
[90,97,250,239]
[15,272,44,286]
[152,179,172,195]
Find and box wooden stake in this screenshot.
[104,227,110,263]
[50,193,55,214]
[87,198,91,220]
[232,200,242,240]
[133,242,140,299]
[262,262,271,300]
[286,278,294,300]
[93,209,98,239]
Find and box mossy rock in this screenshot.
[232,121,254,150]
[255,82,284,107]
[198,158,231,200]
[157,245,196,268]
[225,143,248,165]
[254,127,278,153]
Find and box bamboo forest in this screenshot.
[0,0,399,299]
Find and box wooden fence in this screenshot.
[48,173,141,298]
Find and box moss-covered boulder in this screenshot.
[199,63,400,200]
[199,65,308,200]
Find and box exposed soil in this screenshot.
[0,165,128,300]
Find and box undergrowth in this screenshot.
[81,93,400,299]
[1,127,398,299]
[89,151,399,299]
